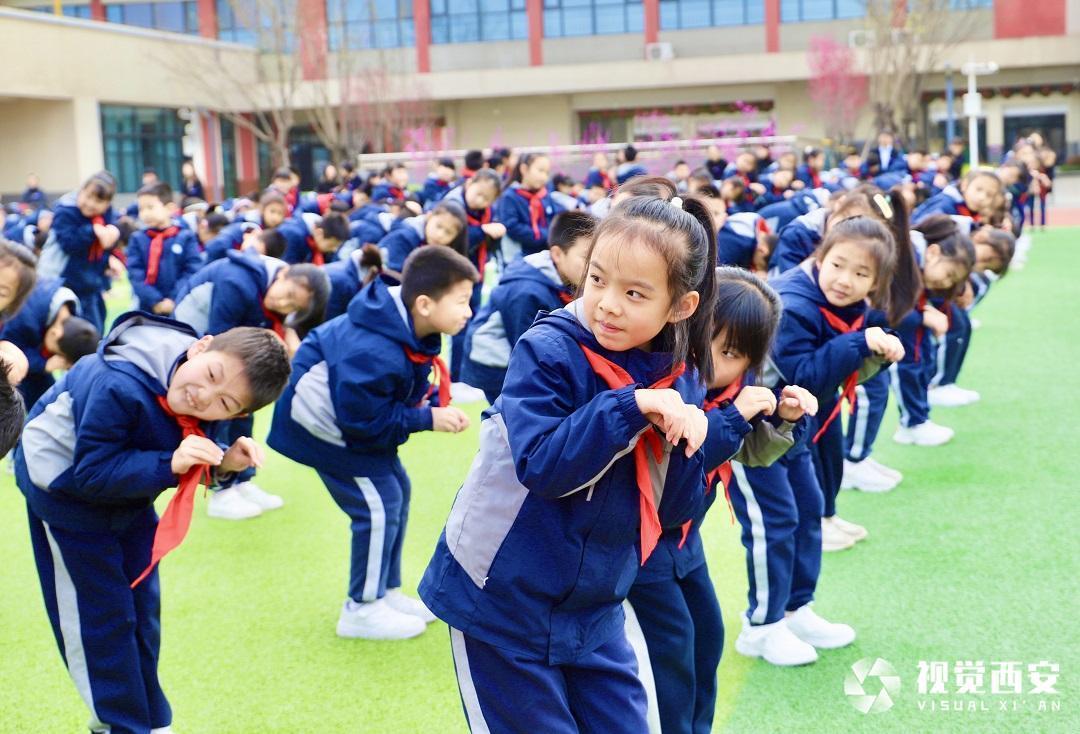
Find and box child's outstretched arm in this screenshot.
[500,334,650,499]
[773,310,870,397]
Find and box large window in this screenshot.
[27,4,93,19]
[100,105,186,193]
[220,118,239,200]
[780,0,864,22]
[431,0,528,44]
[660,0,763,28]
[217,0,258,44]
[326,0,415,50]
[104,2,199,34]
[544,0,643,38]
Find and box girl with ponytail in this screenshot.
[420,195,717,733]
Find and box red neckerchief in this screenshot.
[306,236,325,266]
[955,203,982,223]
[678,378,743,547]
[316,193,335,215]
[262,306,286,338]
[145,225,180,285]
[466,208,493,280]
[462,168,477,180]
[40,345,53,360]
[514,187,547,240]
[557,290,573,305]
[285,187,298,215]
[131,395,211,588]
[403,347,450,407]
[579,343,686,565]
[89,215,106,262]
[812,308,865,443]
[811,169,822,189]
[388,186,405,202]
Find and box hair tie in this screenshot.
[670,196,683,210]
[873,193,893,221]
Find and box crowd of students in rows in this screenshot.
[0,129,1043,733]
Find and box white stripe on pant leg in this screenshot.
[449,628,491,734]
[622,601,662,734]
[931,334,947,388]
[43,523,110,734]
[730,462,770,625]
[849,384,869,460]
[888,363,910,428]
[353,478,386,602]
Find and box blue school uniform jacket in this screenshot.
[280,213,336,265]
[47,192,117,295]
[324,249,378,321]
[126,225,202,309]
[173,249,286,336]
[203,221,261,263]
[717,212,763,270]
[0,278,80,405]
[14,312,232,533]
[912,184,966,224]
[757,189,828,234]
[419,300,707,665]
[615,163,648,185]
[443,187,498,272]
[420,175,453,208]
[766,262,880,407]
[463,251,571,375]
[371,183,408,203]
[497,183,561,259]
[380,217,427,273]
[768,207,829,274]
[267,279,438,477]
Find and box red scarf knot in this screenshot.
[514,188,547,240]
[89,215,106,262]
[306,235,325,266]
[131,395,211,588]
[812,308,865,443]
[404,347,451,408]
[579,343,686,565]
[145,225,180,285]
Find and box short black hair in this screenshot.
[0,363,24,456]
[437,157,456,170]
[204,212,230,235]
[207,327,292,412]
[552,173,574,189]
[283,264,331,338]
[401,246,479,310]
[487,153,505,169]
[136,182,174,205]
[624,144,638,162]
[549,210,597,251]
[464,150,484,171]
[259,229,287,259]
[57,316,100,364]
[319,212,350,243]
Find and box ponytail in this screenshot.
[359,243,383,285]
[881,187,922,325]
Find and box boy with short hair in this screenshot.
[16,314,291,734]
[279,211,350,265]
[461,209,595,403]
[268,246,478,640]
[0,277,100,408]
[127,182,203,316]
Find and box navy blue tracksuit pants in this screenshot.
[728,448,823,626]
[75,289,107,334]
[318,458,411,602]
[626,560,723,734]
[449,627,648,733]
[932,303,971,388]
[27,503,171,734]
[890,317,936,428]
[845,370,890,463]
[811,400,846,518]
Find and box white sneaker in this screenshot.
[862,456,902,482]
[822,518,855,551]
[235,481,284,511]
[207,486,262,520]
[829,515,868,542]
[894,420,954,446]
[735,616,818,666]
[450,382,486,404]
[384,588,437,623]
[841,459,899,493]
[151,728,174,734]
[785,604,856,649]
[336,598,427,640]
[928,384,980,407]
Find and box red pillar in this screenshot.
[644,0,659,44]
[527,0,543,66]
[414,0,431,72]
[765,0,779,52]
[236,117,260,193]
[201,113,222,202]
[297,0,328,80]
[196,0,217,38]
[89,0,105,21]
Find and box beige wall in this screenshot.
[661,25,765,57]
[544,34,642,65]
[0,98,79,193]
[443,95,575,148]
[430,40,530,72]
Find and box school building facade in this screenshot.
[1,0,1078,199]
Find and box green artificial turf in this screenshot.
[0,229,1076,733]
